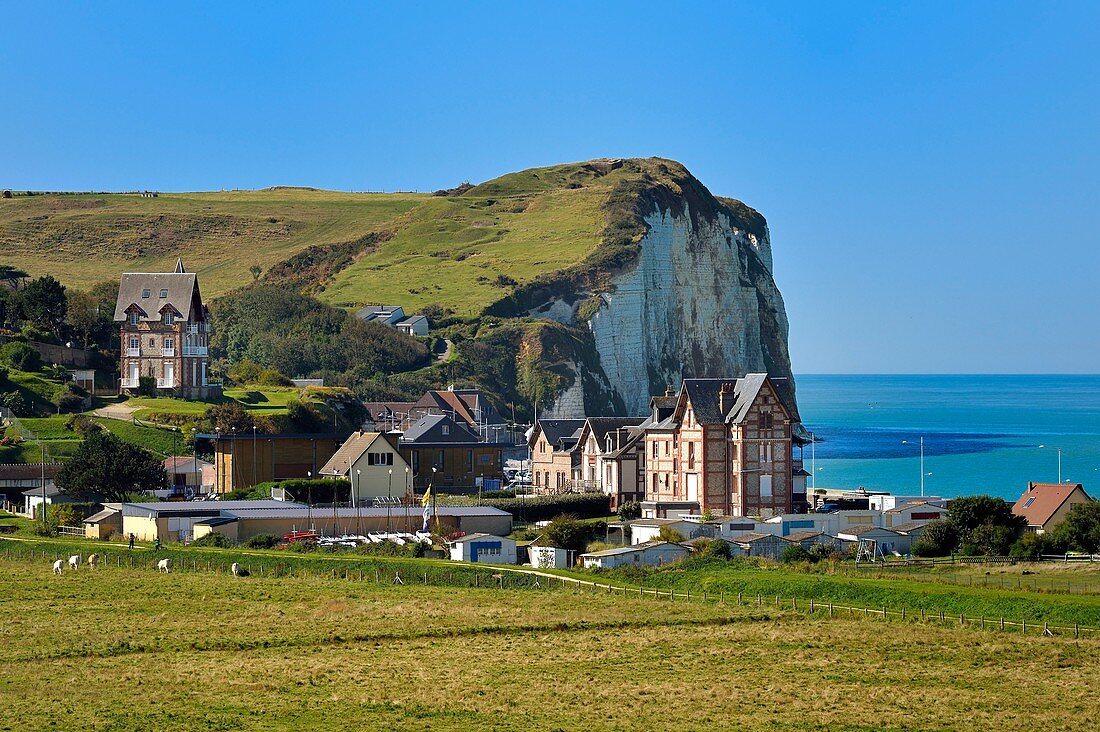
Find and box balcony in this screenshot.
[126,348,141,357]
[182,346,208,357]
[161,347,176,357]
[120,378,139,389]
[156,378,176,389]
[566,479,604,493]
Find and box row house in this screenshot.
[528,419,584,492]
[642,375,796,518]
[113,258,219,399]
[574,416,648,509]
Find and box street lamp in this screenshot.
[901,438,926,497]
[387,468,393,534]
[1038,445,1064,484]
[355,468,362,538]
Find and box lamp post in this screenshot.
[901,438,926,497]
[405,466,411,534]
[306,471,313,530]
[1038,445,1064,484]
[387,468,393,535]
[252,425,257,488]
[355,468,362,538]
[810,431,816,491]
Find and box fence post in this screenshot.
[1022,619,1027,634]
[1075,623,1079,638]
[829,603,833,617]
[1000,617,1005,631]
[882,606,887,620]
[809,598,814,613]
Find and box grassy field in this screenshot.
[0,188,426,296]
[2,548,1099,731]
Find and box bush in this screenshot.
[257,368,294,387]
[56,392,84,414]
[0,391,28,416]
[657,525,685,543]
[912,519,957,557]
[960,523,1016,557]
[1050,501,1100,553]
[482,493,610,522]
[781,544,812,563]
[136,375,156,397]
[695,538,732,560]
[65,413,100,435]
[191,532,235,548]
[542,514,589,554]
[2,342,40,371]
[243,533,281,549]
[617,500,641,521]
[1009,531,1064,560]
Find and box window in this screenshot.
[1022,497,1036,509]
[664,441,670,456]
[760,412,773,429]
[652,441,658,459]
[159,289,168,298]
[466,450,473,471]
[539,440,546,454]
[141,289,151,298]
[759,443,773,463]
[760,474,773,499]
[163,337,173,350]
[687,441,695,469]
[441,425,450,436]
[366,452,394,466]
[163,312,174,326]
[128,336,139,349]
[129,312,140,326]
[187,322,199,334]
[437,450,444,467]
[479,453,491,465]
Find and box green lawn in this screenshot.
[1,545,1098,730]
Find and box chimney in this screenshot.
[665,385,675,397]
[719,382,736,417]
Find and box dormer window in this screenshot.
[160,289,168,298]
[441,425,450,436]
[129,312,140,326]
[163,312,174,326]
[142,289,151,298]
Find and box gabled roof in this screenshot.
[581,541,688,558]
[415,390,478,427]
[363,401,419,421]
[680,374,773,425]
[838,525,899,537]
[785,530,826,542]
[163,457,213,472]
[530,419,585,450]
[319,432,392,476]
[884,500,946,514]
[0,463,62,481]
[449,532,510,544]
[401,413,480,443]
[1013,482,1091,527]
[113,268,203,322]
[732,531,790,544]
[577,416,648,454]
[83,508,121,524]
[890,520,934,534]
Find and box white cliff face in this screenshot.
[561,205,792,417]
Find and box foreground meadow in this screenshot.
[3,556,1100,731]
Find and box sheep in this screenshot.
[87,553,99,570]
[157,558,171,573]
[231,562,250,577]
[52,559,64,575]
[68,554,81,571]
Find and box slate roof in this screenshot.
[1013,482,1091,527]
[532,419,585,450]
[401,413,480,443]
[113,265,203,322]
[681,374,771,425]
[580,416,648,453]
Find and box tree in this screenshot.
[657,525,685,543]
[2,342,41,371]
[541,514,589,553]
[0,391,28,416]
[20,275,67,331]
[781,544,812,563]
[1009,531,1064,560]
[249,265,262,280]
[946,495,1025,546]
[617,500,641,521]
[912,519,957,557]
[204,401,255,434]
[961,523,1016,556]
[0,265,29,290]
[64,289,112,348]
[56,430,167,502]
[1051,501,1100,553]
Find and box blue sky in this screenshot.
[2,2,1098,374]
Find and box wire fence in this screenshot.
[4,542,1097,641]
[850,555,1100,595]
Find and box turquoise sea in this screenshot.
[795,375,1100,501]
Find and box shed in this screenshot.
[836,525,909,555]
[729,532,792,561]
[449,533,517,564]
[83,506,123,540]
[528,544,571,569]
[580,541,690,569]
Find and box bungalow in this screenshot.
[627,517,717,545]
[21,484,76,519]
[449,533,517,564]
[785,529,844,552]
[83,505,123,540]
[883,500,947,527]
[0,463,61,507]
[162,456,214,497]
[729,532,792,561]
[581,541,690,570]
[1013,482,1093,533]
[528,542,572,569]
[396,315,429,337]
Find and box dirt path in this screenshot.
[92,403,139,421]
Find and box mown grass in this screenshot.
[600,557,1100,628]
[0,189,426,296]
[2,551,1098,731]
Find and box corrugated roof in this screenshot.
[113,271,202,322]
[83,508,120,523]
[581,541,685,558]
[1013,482,1090,527]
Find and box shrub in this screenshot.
[56,392,84,414]
[136,375,156,397]
[47,503,80,529]
[1050,501,1100,553]
[482,493,610,522]
[191,532,235,548]
[781,544,812,563]
[243,533,281,549]
[65,413,100,435]
[0,391,28,416]
[1009,531,1064,560]
[960,523,1016,556]
[542,514,590,554]
[617,500,641,521]
[912,519,957,557]
[286,540,317,553]
[2,342,40,371]
[657,525,685,543]
[257,368,294,387]
[696,538,732,560]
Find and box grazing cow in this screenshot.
[68,554,81,570]
[52,559,64,575]
[157,558,171,573]
[87,554,100,570]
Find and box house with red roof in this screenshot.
[1012,482,1093,533]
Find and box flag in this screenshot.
[421,483,432,531]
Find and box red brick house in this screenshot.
[643,375,795,518]
[528,419,584,493]
[113,258,219,399]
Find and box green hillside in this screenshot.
[0,188,425,296]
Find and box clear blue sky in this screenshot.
[3,2,1098,374]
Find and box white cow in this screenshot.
[52,559,64,575]
[68,554,81,570]
[87,553,100,570]
[157,558,171,573]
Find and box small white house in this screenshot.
[528,544,570,569]
[581,541,690,570]
[449,533,517,564]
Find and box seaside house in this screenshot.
[113,258,218,399]
[399,414,504,491]
[573,416,648,508]
[319,431,411,504]
[528,418,585,493]
[1013,482,1093,533]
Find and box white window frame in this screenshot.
[129,312,140,326]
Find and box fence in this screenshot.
[2,541,1097,641]
[858,554,1100,569]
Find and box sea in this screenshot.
[795,374,1100,502]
